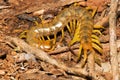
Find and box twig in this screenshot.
[48,40,120,55]
[48,44,79,55]
[0,6,11,9]
[109,0,119,80]
[96,16,109,26]
[5,36,88,78]
[87,51,95,79]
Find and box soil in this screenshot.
[0,0,119,80]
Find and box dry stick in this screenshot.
[96,16,109,26]
[48,44,79,55]
[48,39,120,55]
[109,0,119,80]
[87,54,105,80]
[87,51,95,78]
[0,6,11,9]
[5,36,88,78]
[103,40,120,51]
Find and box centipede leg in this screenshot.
[79,46,88,67]
[53,34,56,45]
[41,36,45,40]
[73,19,76,31]
[70,21,74,33]
[19,35,26,39]
[40,36,55,51]
[92,38,102,48]
[46,39,56,51]
[92,7,97,17]
[66,24,71,33]
[46,34,56,51]
[33,21,39,26]
[38,37,42,42]
[69,27,80,46]
[92,30,102,35]
[94,54,101,66]
[91,35,99,40]
[49,46,55,51]
[69,21,81,46]
[94,25,104,29]
[60,29,64,42]
[47,36,50,40]
[39,15,47,24]
[92,42,103,55]
[77,44,82,61]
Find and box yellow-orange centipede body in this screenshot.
[20,5,103,64]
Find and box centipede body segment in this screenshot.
[20,5,103,65]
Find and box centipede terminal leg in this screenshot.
[41,36,45,40]
[77,44,83,61]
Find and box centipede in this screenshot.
[20,5,103,65]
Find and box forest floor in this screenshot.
[0,0,120,80]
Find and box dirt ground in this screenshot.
[0,0,120,80]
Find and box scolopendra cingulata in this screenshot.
[20,5,103,66]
